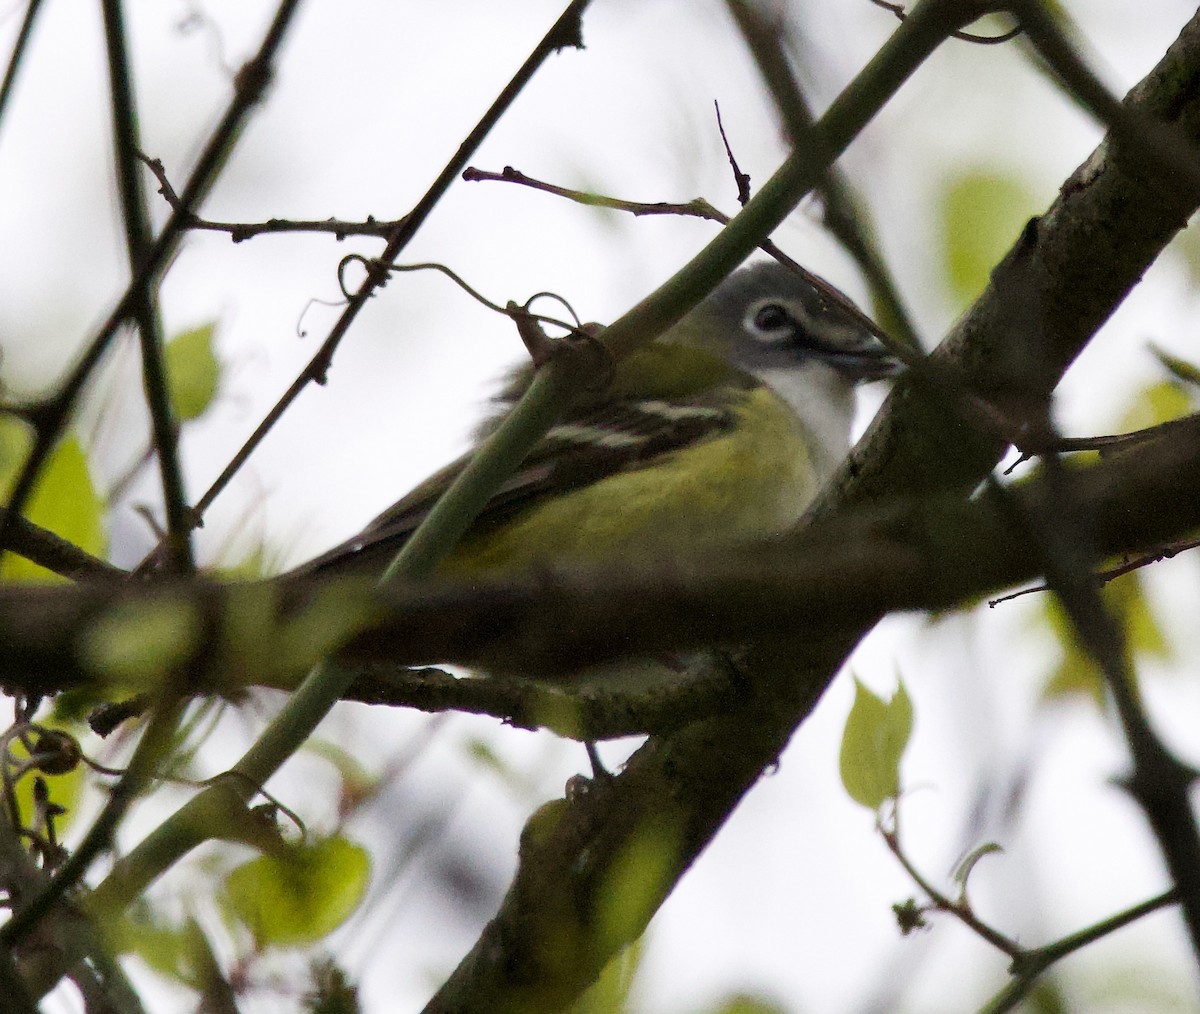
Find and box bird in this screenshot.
[291,260,899,590]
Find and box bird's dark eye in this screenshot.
[749,302,793,338]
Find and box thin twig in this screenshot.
[0,507,124,580]
[138,152,405,240]
[988,534,1200,608]
[980,889,1180,1013]
[103,0,194,575]
[463,164,907,352]
[714,101,751,206]
[881,822,1022,957]
[1003,414,1200,473]
[725,0,923,350]
[0,0,44,140]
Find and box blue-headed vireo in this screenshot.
[295,261,897,586]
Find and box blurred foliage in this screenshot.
[222,834,370,948]
[1167,210,1200,291]
[0,419,105,583]
[1076,962,1197,1012]
[165,322,221,421]
[940,168,1038,310]
[78,592,203,692]
[307,738,378,816]
[697,996,788,1014]
[1119,379,1193,434]
[1149,346,1200,389]
[839,677,912,810]
[1022,976,1069,1014]
[1038,376,1189,703]
[1040,571,1171,704]
[108,902,221,991]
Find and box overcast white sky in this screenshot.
[4,2,1200,1012]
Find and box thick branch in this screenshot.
[0,415,1195,704]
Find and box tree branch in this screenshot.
[0,412,1195,713]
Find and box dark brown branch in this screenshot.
[0,508,124,582]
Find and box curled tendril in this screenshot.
[523,290,583,332]
[868,0,1022,45]
[386,261,587,340]
[337,253,387,301]
[217,770,308,842]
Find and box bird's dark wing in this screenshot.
[289,385,743,579]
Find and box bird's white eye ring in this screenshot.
[746,301,794,341]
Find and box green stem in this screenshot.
[979,889,1179,1014]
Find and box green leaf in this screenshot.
[0,421,106,583]
[166,322,221,420]
[940,169,1037,308]
[222,835,370,948]
[839,678,913,810]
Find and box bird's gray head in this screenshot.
[670,260,900,383]
[666,261,900,477]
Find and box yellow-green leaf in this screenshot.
[166,322,221,421]
[839,678,913,810]
[0,420,105,583]
[941,169,1037,308]
[223,836,370,948]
